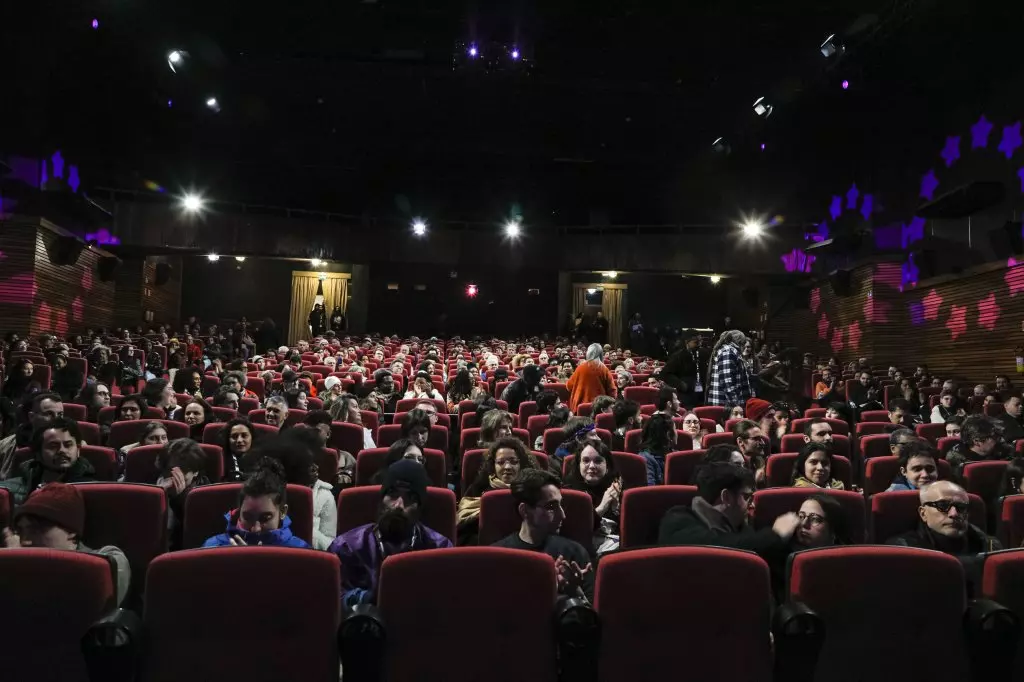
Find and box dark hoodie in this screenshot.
[500,364,544,414]
[658,497,789,564]
[202,511,310,548]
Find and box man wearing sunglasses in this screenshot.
[887,481,1000,589]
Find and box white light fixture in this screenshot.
[167,49,188,73]
[311,258,323,267]
[752,97,773,118]
[235,256,246,262]
[181,194,204,213]
[205,97,221,113]
[603,271,618,279]
[412,219,427,236]
[820,34,844,58]
[586,288,597,295]
[742,220,765,238]
[709,275,722,284]
[505,220,521,238]
[207,253,220,262]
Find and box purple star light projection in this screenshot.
[971,115,994,149]
[940,136,961,167]
[846,183,860,209]
[780,249,815,273]
[997,122,1022,159]
[919,169,939,200]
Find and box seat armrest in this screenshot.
[339,604,386,682]
[772,601,824,682]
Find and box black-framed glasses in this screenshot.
[797,511,826,526]
[922,500,969,515]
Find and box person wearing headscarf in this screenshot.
[565,343,617,413]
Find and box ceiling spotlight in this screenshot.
[820,34,845,58]
[311,258,323,267]
[505,220,521,238]
[235,256,246,262]
[841,79,849,90]
[91,18,99,30]
[468,45,478,58]
[206,254,220,262]
[510,48,520,60]
[742,220,766,238]
[167,50,188,73]
[712,137,731,154]
[205,97,221,113]
[412,219,427,236]
[752,97,774,118]
[181,194,204,213]
[709,275,722,285]
[603,271,618,279]
[466,284,479,297]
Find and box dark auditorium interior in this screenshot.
[3,2,1024,681]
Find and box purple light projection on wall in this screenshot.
[84,228,120,246]
[919,169,939,200]
[997,122,1022,159]
[847,321,862,350]
[845,183,860,209]
[874,263,903,290]
[51,151,65,179]
[829,196,842,221]
[68,166,80,193]
[1019,168,1024,193]
[940,136,961,168]
[977,293,1001,330]
[971,115,994,149]
[946,305,967,340]
[902,216,925,248]
[922,289,944,320]
[1005,258,1024,296]
[908,301,924,325]
[780,249,816,273]
[860,194,874,221]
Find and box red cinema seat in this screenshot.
[360,410,380,438]
[855,422,902,437]
[376,424,448,452]
[576,402,594,417]
[915,422,947,444]
[181,483,313,549]
[460,428,483,454]
[63,403,88,421]
[594,412,615,432]
[200,374,221,396]
[108,419,189,450]
[980,549,1024,676]
[144,547,340,681]
[765,453,852,490]
[0,549,117,682]
[478,488,593,549]
[0,488,9,528]
[803,408,828,419]
[328,421,366,455]
[619,485,699,549]
[860,433,895,462]
[985,403,1006,418]
[237,397,259,415]
[998,496,1024,548]
[665,450,707,485]
[518,400,538,426]
[623,386,658,406]
[98,406,165,424]
[546,383,569,402]
[336,485,456,544]
[963,460,1011,503]
[787,546,970,681]
[870,490,986,542]
[527,415,550,444]
[248,408,307,428]
[377,548,558,682]
[354,448,447,487]
[938,436,959,456]
[124,443,224,483]
[863,456,953,496]
[395,398,446,414]
[210,406,237,422]
[394,410,451,429]
[73,482,168,607]
[697,431,732,450]
[245,377,265,400]
[77,421,102,446]
[692,405,726,423]
[791,417,849,436]
[752,488,865,542]
[15,445,118,482]
[859,410,891,423]
[561,451,647,490]
[201,421,278,445]
[595,547,772,682]
[542,428,567,456]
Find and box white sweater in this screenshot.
[311,479,338,550]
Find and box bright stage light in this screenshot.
[167,50,188,73]
[753,96,773,118]
[709,275,722,284]
[412,219,427,236]
[820,34,845,58]
[205,97,221,113]
[742,220,765,238]
[182,194,204,212]
[468,45,478,57]
[505,221,521,238]
[842,79,849,90]
[467,284,478,297]
[207,254,220,262]
[511,48,520,60]
[311,258,323,267]
[235,256,246,262]
[603,271,618,279]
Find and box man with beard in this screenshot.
[0,417,96,505]
[367,368,400,416]
[0,393,66,480]
[330,460,452,613]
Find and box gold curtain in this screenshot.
[572,286,588,322]
[602,286,624,348]
[288,275,321,345]
[322,277,348,315]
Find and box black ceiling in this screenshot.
[3,1,1021,228]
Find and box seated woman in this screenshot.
[715,404,744,432]
[446,368,482,413]
[156,438,210,550]
[180,396,216,440]
[118,421,170,475]
[172,367,205,400]
[790,493,852,550]
[370,438,425,484]
[457,437,537,546]
[639,413,677,486]
[680,413,709,449]
[535,406,570,451]
[50,353,83,403]
[202,457,309,548]
[477,409,514,449]
[824,401,849,423]
[400,409,431,450]
[117,394,147,422]
[791,442,845,490]
[886,439,940,492]
[404,371,443,401]
[552,417,602,463]
[1,358,41,405]
[284,387,309,411]
[563,440,622,555]
[220,417,258,482]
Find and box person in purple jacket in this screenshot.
[329,459,452,612]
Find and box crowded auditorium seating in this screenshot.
[354,447,447,487]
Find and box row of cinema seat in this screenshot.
[3,544,1021,682]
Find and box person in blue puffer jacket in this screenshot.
[203,457,310,548]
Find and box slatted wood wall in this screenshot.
[31,225,115,336]
[143,258,181,329]
[770,261,1024,385]
[0,218,39,334]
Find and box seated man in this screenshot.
[264,395,289,428]
[0,417,96,505]
[203,457,309,548]
[330,460,452,613]
[994,393,1024,443]
[610,399,640,452]
[2,483,131,606]
[658,462,799,565]
[947,415,1012,477]
[885,480,1000,593]
[802,418,834,445]
[413,398,440,427]
[888,398,912,426]
[492,469,595,603]
[0,391,64,480]
[888,427,919,456]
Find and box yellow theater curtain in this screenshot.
[602,286,624,348]
[288,274,321,345]
[322,276,348,316]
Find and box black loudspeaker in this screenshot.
[741,287,758,308]
[154,262,172,286]
[48,235,85,266]
[97,257,120,282]
[989,221,1024,259]
[830,270,854,297]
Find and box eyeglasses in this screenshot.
[495,459,519,467]
[797,511,826,526]
[922,500,969,515]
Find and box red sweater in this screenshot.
[566,361,617,412]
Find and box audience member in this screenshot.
[367,369,400,415]
[563,441,621,555]
[0,392,64,479]
[565,344,616,413]
[654,386,681,418]
[610,399,640,451]
[492,469,595,602]
[639,413,676,486]
[945,417,963,439]
[1,358,42,404]
[457,437,537,545]
[999,457,1024,497]
[264,395,289,427]
[50,353,83,403]
[2,483,131,606]
[0,417,96,504]
[813,367,839,402]
[535,406,570,450]
[947,415,1011,477]
[701,443,745,468]
[79,381,111,423]
[328,392,376,450]
[802,418,834,444]
[791,442,845,489]
[679,412,708,449]
[180,397,216,440]
[478,409,514,448]
[332,460,452,612]
[220,417,257,481]
[403,371,443,401]
[589,394,616,416]
[733,419,768,488]
[156,438,210,550]
[930,390,966,424]
[399,409,431,449]
[706,330,753,407]
[886,439,940,492]
[117,394,147,422]
[994,393,1024,442]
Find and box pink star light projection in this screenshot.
[977,293,1000,330]
[817,313,830,340]
[922,290,944,320]
[809,288,821,313]
[847,321,862,350]
[863,295,890,323]
[946,305,967,340]
[830,327,845,353]
[1006,258,1024,296]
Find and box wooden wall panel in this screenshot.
[31,224,115,336]
[0,219,39,335]
[112,260,144,330]
[143,258,181,329]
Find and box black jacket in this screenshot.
[661,348,706,394]
[658,497,789,564]
[886,522,1001,596]
[995,412,1024,443]
[51,367,83,402]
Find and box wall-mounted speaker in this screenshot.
[97,257,121,282]
[47,235,85,266]
[793,287,811,310]
[154,262,172,286]
[988,221,1023,259]
[829,270,854,297]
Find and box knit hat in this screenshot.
[251,355,264,363]
[324,376,341,392]
[745,398,773,422]
[382,459,429,506]
[277,346,290,355]
[15,483,85,537]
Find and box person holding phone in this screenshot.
[562,441,622,555]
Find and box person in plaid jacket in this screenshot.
[706,330,754,407]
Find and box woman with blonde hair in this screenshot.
[566,343,617,413]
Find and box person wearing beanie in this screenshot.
[0,416,97,505]
[3,483,131,607]
[320,375,344,411]
[744,398,773,423]
[564,344,617,414]
[329,459,452,613]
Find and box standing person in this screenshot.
[628,313,644,353]
[591,311,609,346]
[308,303,327,338]
[660,330,708,409]
[565,344,617,413]
[705,330,754,407]
[329,306,347,334]
[500,364,545,415]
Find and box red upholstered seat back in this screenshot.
[378,548,558,682]
[560,451,648,490]
[143,548,340,681]
[595,547,772,682]
[180,483,314,549]
[870,490,986,542]
[619,485,699,549]
[623,386,659,406]
[752,488,866,543]
[336,485,456,543]
[915,422,947,444]
[664,449,706,486]
[765,453,852,489]
[998,496,1024,548]
[963,460,1011,504]
[863,456,952,496]
[478,488,593,548]
[108,419,190,450]
[123,443,225,484]
[354,448,447,487]
[328,421,365,455]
